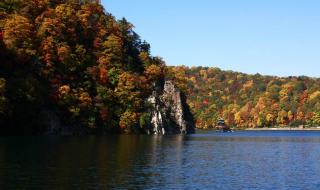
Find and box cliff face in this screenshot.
[147,80,195,135]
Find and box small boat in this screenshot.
[215,118,231,132]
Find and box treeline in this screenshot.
[0,0,165,134]
[168,66,320,129]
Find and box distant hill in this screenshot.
[167,66,320,128]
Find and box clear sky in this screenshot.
[101,0,320,77]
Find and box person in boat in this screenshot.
[215,118,231,132]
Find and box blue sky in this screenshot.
[101,0,320,77]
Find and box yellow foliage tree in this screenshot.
[3,14,35,59]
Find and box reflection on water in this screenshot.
[0,131,320,189]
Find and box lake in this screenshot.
[1,131,320,189]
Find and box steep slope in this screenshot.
[0,0,194,134]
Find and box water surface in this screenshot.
[1,131,320,189]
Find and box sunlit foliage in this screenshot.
[0,0,165,133]
[168,66,320,128]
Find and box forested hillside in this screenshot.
[168,66,320,129]
[1,0,319,134]
[0,0,166,134]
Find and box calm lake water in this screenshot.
[1,131,320,189]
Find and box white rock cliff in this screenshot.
[147,80,195,134]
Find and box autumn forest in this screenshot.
[0,0,319,134]
[0,0,167,134]
[168,66,320,129]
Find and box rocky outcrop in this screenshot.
[147,79,195,134]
